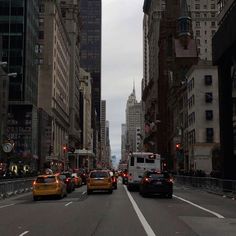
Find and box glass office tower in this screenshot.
[0,0,39,168]
[80,0,102,156]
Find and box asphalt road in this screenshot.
[0,179,236,236]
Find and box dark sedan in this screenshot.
[139,171,173,198]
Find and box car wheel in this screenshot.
[108,189,113,194]
[33,196,39,201]
[166,193,173,198]
[127,184,133,191]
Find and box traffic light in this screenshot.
[48,145,53,156]
[175,143,180,151]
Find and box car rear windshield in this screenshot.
[147,172,170,179]
[90,172,109,178]
[36,176,56,183]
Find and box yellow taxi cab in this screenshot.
[32,173,67,201]
[87,169,113,194]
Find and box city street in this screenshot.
[0,180,236,236]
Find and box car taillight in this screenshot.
[56,179,59,184]
[143,177,150,183]
[112,178,116,182]
[167,178,174,183]
[66,178,69,182]
[33,180,36,185]
[123,174,127,177]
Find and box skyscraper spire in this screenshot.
[133,79,136,97]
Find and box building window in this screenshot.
[39,31,44,40]
[206,110,213,120]
[196,21,200,27]
[205,92,213,103]
[205,75,212,85]
[211,21,216,27]
[206,128,214,142]
[188,129,196,145]
[211,4,215,9]
[195,12,200,18]
[195,4,200,9]
[197,39,201,45]
[196,30,200,36]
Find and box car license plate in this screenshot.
[154,181,162,185]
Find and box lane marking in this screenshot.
[65,201,72,207]
[19,231,29,236]
[0,203,15,209]
[82,191,87,195]
[124,186,156,236]
[173,195,224,219]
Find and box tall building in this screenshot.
[186,62,220,174]
[105,120,111,168]
[187,0,218,61]
[79,68,93,170]
[0,0,39,168]
[59,0,81,150]
[100,100,106,164]
[142,0,165,153]
[38,0,70,168]
[126,86,143,153]
[80,0,102,158]
[121,124,127,162]
[213,0,236,179]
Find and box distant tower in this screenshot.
[178,0,192,48]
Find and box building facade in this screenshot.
[79,68,93,170]
[38,0,70,169]
[80,0,102,158]
[59,0,81,151]
[187,0,218,61]
[186,62,219,174]
[212,0,236,179]
[0,0,39,171]
[126,87,143,153]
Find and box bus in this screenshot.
[127,152,161,191]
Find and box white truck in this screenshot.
[126,152,161,191]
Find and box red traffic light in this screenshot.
[175,143,180,150]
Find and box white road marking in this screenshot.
[173,195,224,219]
[124,186,156,236]
[0,203,15,209]
[82,191,87,195]
[19,231,29,236]
[65,201,73,206]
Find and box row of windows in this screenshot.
[188,128,214,144]
[195,3,216,10]
[187,75,212,93]
[195,21,216,27]
[194,12,216,18]
[188,109,214,126]
[195,30,216,38]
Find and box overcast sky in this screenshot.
[102,0,144,162]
